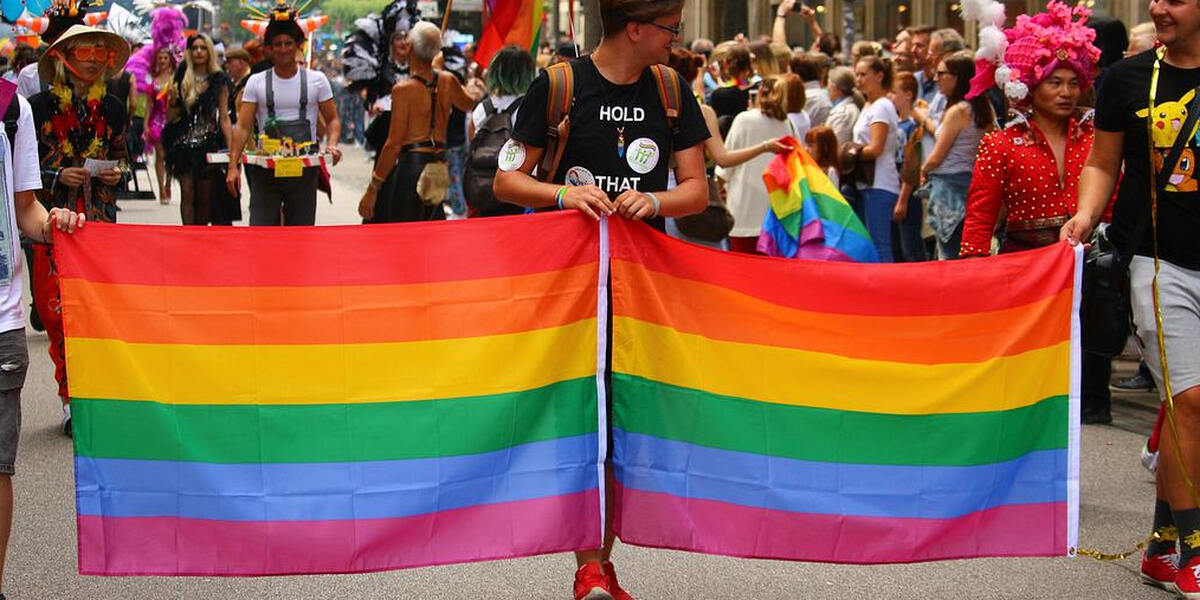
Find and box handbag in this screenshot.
[837,141,875,187]
[1079,77,1200,357]
[675,177,735,242]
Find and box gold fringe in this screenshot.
[1074,527,1178,562]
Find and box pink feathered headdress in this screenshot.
[965,0,1101,101]
[123,7,187,95]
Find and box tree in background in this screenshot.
[314,0,391,35]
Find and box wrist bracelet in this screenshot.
[371,172,386,183]
[555,186,568,210]
[646,192,661,218]
[776,12,788,18]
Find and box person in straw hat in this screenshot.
[27,23,130,437]
[14,0,91,98]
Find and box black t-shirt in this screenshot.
[511,56,709,200]
[1096,49,1200,269]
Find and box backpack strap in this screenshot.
[482,96,496,118]
[650,64,682,136]
[538,61,574,182]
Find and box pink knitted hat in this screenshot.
[966,0,1101,100]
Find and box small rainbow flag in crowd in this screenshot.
[758,140,878,262]
[476,0,545,70]
[59,216,604,576]
[610,217,1080,563]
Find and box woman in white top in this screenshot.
[667,48,788,250]
[779,73,811,145]
[851,56,901,262]
[920,52,995,259]
[721,77,796,253]
[825,66,860,145]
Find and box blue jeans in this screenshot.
[855,188,898,262]
[927,172,971,260]
[893,192,927,262]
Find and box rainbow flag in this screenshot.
[476,0,545,71]
[61,216,1079,574]
[610,218,1080,563]
[758,141,877,262]
[59,216,605,576]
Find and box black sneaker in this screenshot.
[1082,407,1113,425]
[1112,372,1157,393]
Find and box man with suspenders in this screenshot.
[226,1,342,226]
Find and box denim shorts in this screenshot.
[0,328,28,475]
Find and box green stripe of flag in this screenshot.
[73,378,598,464]
[612,373,1067,467]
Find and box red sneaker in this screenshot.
[1176,556,1200,598]
[603,561,635,600]
[1141,551,1178,592]
[574,562,613,600]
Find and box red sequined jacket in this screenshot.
[960,111,1109,257]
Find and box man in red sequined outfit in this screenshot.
[959,2,1115,425]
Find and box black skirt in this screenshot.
[365,152,445,223]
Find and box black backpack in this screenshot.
[464,96,525,217]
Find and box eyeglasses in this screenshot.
[647,21,683,38]
[68,46,117,66]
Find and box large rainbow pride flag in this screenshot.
[59,216,605,576]
[610,217,1080,563]
[59,215,1079,575]
[758,141,878,262]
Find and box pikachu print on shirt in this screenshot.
[1140,88,1200,192]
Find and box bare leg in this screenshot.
[1156,386,1200,511]
[0,475,12,593]
[155,142,170,203]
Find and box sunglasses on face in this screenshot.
[70,45,117,66]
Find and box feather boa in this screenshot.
[125,7,186,95]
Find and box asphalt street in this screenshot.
[4,146,1177,599]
